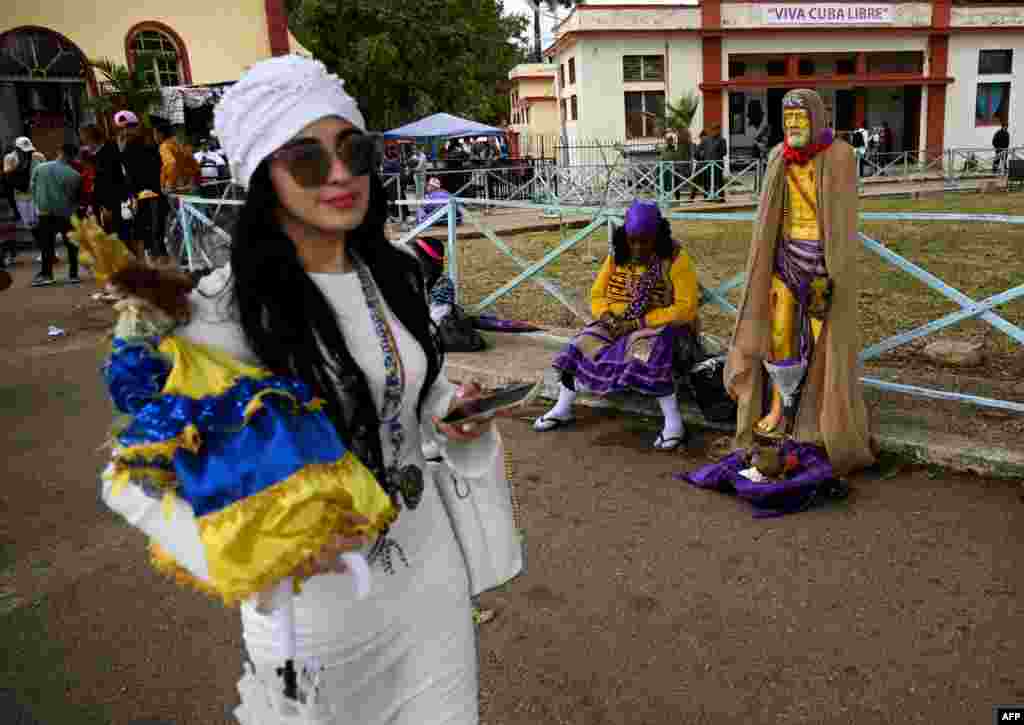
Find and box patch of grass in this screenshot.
[455,193,1024,363]
[0,596,109,725]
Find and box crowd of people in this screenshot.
[0,116,234,284]
[660,125,729,202]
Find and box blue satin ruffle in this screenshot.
[174,396,345,517]
[104,338,173,415]
[105,338,319,449]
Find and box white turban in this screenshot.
[213,55,366,188]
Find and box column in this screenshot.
[926,0,951,157]
[701,0,724,131]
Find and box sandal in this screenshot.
[533,414,575,432]
[654,431,688,451]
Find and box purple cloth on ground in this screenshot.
[472,315,542,333]
[553,322,681,398]
[676,440,837,517]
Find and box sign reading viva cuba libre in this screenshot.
[762,3,894,25]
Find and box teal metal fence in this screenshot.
[172,192,1023,414]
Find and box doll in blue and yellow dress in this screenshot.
[97,262,396,607]
[77,216,396,710]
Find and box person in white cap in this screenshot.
[118,54,519,724]
[93,110,162,259]
[3,136,46,230]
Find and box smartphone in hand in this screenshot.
[442,381,542,425]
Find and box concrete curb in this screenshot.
[445,331,1024,480]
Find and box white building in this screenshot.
[544,0,1023,155]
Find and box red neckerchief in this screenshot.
[783,139,831,166]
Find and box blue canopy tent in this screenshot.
[383,112,504,141]
[384,113,506,161]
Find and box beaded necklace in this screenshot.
[353,255,425,513]
[622,256,661,321]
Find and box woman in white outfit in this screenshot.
[115,55,502,724]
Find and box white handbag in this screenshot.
[430,433,524,597]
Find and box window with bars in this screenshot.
[623,55,665,82]
[568,57,576,85]
[624,90,665,139]
[979,49,1013,75]
[571,95,578,121]
[132,29,182,87]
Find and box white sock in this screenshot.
[546,383,577,419]
[658,393,684,437]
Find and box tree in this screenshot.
[290,0,528,130]
[522,0,579,63]
[665,91,701,135]
[83,56,164,133]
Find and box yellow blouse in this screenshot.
[590,249,698,328]
[785,162,819,241]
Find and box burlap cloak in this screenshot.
[724,90,875,475]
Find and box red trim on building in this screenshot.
[701,0,724,130]
[0,25,99,97]
[925,24,949,155]
[265,0,291,57]
[512,74,556,81]
[124,21,193,85]
[703,75,953,91]
[577,3,699,8]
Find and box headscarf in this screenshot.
[780,89,834,166]
[213,55,366,188]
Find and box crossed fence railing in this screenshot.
[378,146,1021,213]
[390,196,1024,414]
[170,182,1023,414]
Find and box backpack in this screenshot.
[685,355,738,424]
[437,304,486,353]
[9,150,33,193]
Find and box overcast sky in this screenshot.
[504,0,561,53]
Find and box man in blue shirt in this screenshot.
[30,144,82,286]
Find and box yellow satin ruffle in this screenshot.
[193,451,396,606]
[158,337,271,399]
[106,462,178,498]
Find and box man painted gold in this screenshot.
[725,89,874,476]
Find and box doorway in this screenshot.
[767,88,787,147]
[835,90,856,133]
[903,86,922,153]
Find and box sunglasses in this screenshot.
[271,130,379,188]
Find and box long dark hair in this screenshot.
[612,217,675,266]
[229,164,442,468]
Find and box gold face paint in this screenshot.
[784,108,811,148]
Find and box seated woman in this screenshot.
[416,177,462,226]
[534,200,700,450]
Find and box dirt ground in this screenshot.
[2,265,1023,725]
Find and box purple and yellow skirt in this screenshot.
[553,322,694,398]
